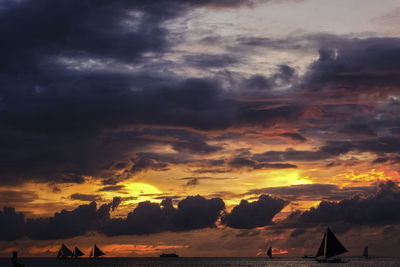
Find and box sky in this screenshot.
[1,0,400,258]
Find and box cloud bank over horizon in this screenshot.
[1,181,399,242]
[1,0,400,257]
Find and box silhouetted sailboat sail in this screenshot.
[267,246,272,258]
[315,228,348,263]
[362,246,369,259]
[90,245,105,258]
[57,244,73,259]
[72,247,84,258]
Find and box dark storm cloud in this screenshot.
[0,0,261,73]
[179,177,234,187]
[0,207,25,241]
[130,154,169,174]
[222,195,288,229]
[229,157,297,169]
[339,123,377,137]
[101,195,225,236]
[1,0,399,189]
[245,184,375,201]
[103,128,221,156]
[6,182,399,240]
[0,0,306,185]
[26,201,111,240]
[279,132,307,142]
[253,149,328,162]
[0,0,170,74]
[373,156,400,165]
[284,181,400,229]
[245,75,273,90]
[192,168,233,174]
[171,140,222,154]
[234,34,400,100]
[392,127,400,135]
[243,64,297,90]
[0,70,305,184]
[0,195,224,239]
[185,53,240,68]
[126,151,194,175]
[252,136,400,164]
[172,195,225,231]
[101,201,171,235]
[111,197,122,211]
[0,3,304,184]
[232,33,345,54]
[70,193,102,202]
[303,37,400,92]
[320,136,400,156]
[97,185,126,192]
[0,190,38,204]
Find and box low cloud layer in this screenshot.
[2,182,398,241]
[283,181,400,232]
[0,194,288,240]
[222,195,289,229]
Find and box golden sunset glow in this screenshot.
[1,0,400,260]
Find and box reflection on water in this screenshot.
[0,257,399,267]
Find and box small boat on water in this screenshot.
[57,244,73,259]
[89,244,105,258]
[315,228,348,263]
[160,253,179,258]
[72,247,84,258]
[302,254,315,259]
[363,246,370,259]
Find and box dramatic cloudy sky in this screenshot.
[1,0,400,257]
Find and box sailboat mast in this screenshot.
[324,230,328,258]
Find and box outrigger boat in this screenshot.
[57,244,73,259]
[315,228,348,263]
[72,247,84,258]
[89,244,105,259]
[160,253,179,258]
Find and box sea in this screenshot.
[1,257,399,267]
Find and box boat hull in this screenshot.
[160,253,179,258]
[316,258,348,263]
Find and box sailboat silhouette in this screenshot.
[89,244,105,259]
[315,228,348,263]
[72,247,84,258]
[266,246,272,259]
[57,244,73,259]
[362,246,369,259]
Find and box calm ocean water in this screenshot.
[1,257,399,267]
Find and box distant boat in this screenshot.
[302,254,315,259]
[57,244,73,259]
[160,253,179,258]
[266,246,272,259]
[315,228,348,263]
[72,247,84,258]
[362,246,369,259]
[89,244,105,258]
